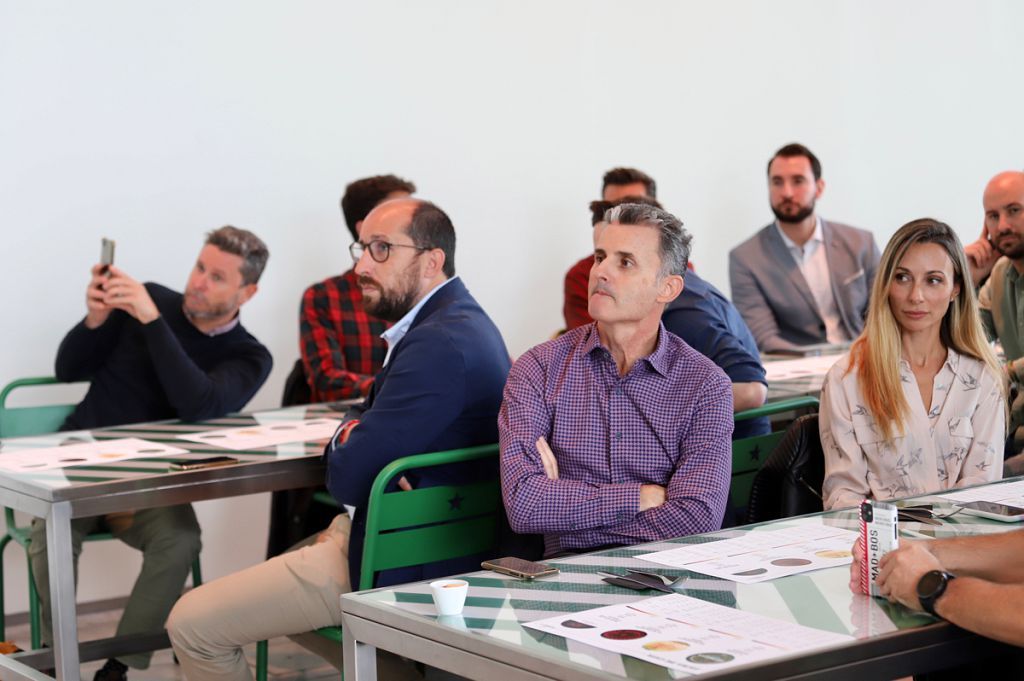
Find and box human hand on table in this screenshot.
[876,541,942,611]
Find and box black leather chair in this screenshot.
[745,414,825,524]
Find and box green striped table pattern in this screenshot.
[348,487,1021,679]
[0,404,341,489]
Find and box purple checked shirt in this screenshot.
[499,323,734,553]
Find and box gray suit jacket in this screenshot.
[728,219,880,353]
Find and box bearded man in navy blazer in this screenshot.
[729,143,880,353]
[168,198,511,681]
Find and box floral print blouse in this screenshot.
[820,349,1004,510]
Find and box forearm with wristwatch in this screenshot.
[917,569,957,617]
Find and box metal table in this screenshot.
[342,483,1022,680]
[0,404,343,681]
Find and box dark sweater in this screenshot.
[56,283,272,429]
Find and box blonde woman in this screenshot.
[821,218,1005,510]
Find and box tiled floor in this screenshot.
[5,607,340,680]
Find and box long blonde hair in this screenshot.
[848,218,1003,442]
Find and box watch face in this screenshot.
[917,570,945,599]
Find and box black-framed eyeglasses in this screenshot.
[349,240,428,264]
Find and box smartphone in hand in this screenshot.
[100,237,116,274]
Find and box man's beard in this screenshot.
[772,199,815,225]
[182,291,239,321]
[360,269,420,322]
[994,235,1024,260]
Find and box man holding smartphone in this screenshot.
[33,226,272,681]
[500,203,733,556]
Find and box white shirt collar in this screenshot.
[380,276,458,365]
[775,216,823,252]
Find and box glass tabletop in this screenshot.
[346,488,1021,679]
[0,404,345,490]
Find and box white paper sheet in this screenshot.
[763,354,844,381]
[637,525,857,583]
[175,418,342,451]
[933,479,1024,507]
[524,593,852,674]
[0,438,188,472]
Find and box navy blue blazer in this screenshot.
[324,277,511,587]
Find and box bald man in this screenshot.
[167,198,511,681]
[967,171,1024,471]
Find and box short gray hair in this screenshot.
[205,226,269,285]
[603,203,691,277]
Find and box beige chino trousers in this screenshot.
[167,513,420,681]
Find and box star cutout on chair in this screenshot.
[448,493,465,511]
[749,445,761,463]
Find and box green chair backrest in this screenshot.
[731,396,820,512]
[0,377,82,438]
[359,444,501,591]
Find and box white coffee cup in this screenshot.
[430,579,469,616]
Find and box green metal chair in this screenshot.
[730,396,820,519]
[0,376,202,648]
[255,443,501,681]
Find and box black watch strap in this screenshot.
[917,570,956,617]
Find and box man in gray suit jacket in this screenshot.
[729,143,880,353]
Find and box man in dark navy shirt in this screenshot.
[662,270,769,439]
[33,226,272,681]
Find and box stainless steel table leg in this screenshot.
[343,625,377,681]
[47,501,80,681]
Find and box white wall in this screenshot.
[2,0,1024,614]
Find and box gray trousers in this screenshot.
[28,504,202,669]
[167,514,420,681]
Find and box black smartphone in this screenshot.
[100,237,116,274]
[481,557,559,580]
[957,500,1024,522]
[167,456,239,471]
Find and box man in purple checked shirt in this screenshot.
[500,203,734,556]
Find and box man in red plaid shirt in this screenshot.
[300,174,416,401]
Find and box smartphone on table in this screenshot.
[167,456,239,472]
[481,557,559,580]
[956,500,1024,522]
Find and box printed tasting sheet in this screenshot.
[934,479,1024,507]
[176,418,342,451]
[0,438,188,472]
[637,524,857,583]
[525,593,852,674]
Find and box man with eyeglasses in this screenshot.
[168,198,511,681]
[267,175,415,558]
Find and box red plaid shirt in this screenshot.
[300,269,389,402]
[562,255,594,330]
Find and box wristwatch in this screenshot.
[917,570,956,617]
